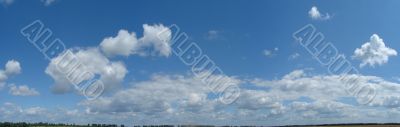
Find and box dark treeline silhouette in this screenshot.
[0,122,123,127]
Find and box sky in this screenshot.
[1,0,400,126]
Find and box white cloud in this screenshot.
[235,89,284,112]
[353,34,397,67]
[100,30,138,57]
[282,69,306,79]
[205,30,220,40]
[47,24,172,95]
[73,70,400,124]
[80,74,231,115]
[289,100,355,119]
[251,70,400,110]
[77,74,247,124]
[7,70,400,125]
[100,24,172,57]
[308,6,331,20]
[41,0,56,6]
[5,60,21,75]
[263,50,273,56]
[251,71,385,104]
[12,19,400,124]
[46,48,128,94]
[8,84,40,96]
[24,107,46,115]
[0,102,55,123]
[0,60,21,88]
[0,71,7,89]
[0,102,23,118]
[138,24,172,57]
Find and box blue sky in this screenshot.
[1,0,400,126]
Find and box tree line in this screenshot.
[0,122,125,127]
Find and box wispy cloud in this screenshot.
[289,52,300,60]
[41,0,56,6]
[0,0,14,6]
[8,84,40,96]
[263,47,279,57]
[205,30,221,40]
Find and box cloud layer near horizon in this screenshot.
[4,69,400,125]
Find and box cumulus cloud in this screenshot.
[5,60,21,75]
[289,100,355,119]
[100,30,138,57]
[8,84,40,96]
[251,71,377,102]
[0,102,58,123]
[0,60,21,89]
[80,74,234,115]
[100,24,172,57]
[353,34,397,67]
[138,24,172,57]
[77,70,400,124]
[308,6,331,20]
[251,70,400,110]
[7,69,400,125]
[15,20,400,124]
[46,48,127,94]
[46,23,173,95]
